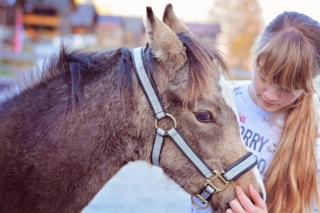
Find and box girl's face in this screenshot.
[249,64,303,113]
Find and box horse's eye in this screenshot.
[195,110,214,123]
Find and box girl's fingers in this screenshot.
[234,185,255,211]
[226,208,234,213]
[248,184,268,210]
[229,198,244,213]
[229,185,268,213]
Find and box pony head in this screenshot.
[142,4,266,211]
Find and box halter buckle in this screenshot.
[204,170,229,192]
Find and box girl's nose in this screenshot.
[263,87,279,101]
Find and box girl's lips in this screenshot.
[262,99,275,106]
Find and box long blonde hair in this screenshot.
[252,11,320,212]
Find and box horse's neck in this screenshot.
[0,75,155,171]
[0,76,158,212]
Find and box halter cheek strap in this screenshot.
[131,47,258,209]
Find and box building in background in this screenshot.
[121,17,145,47]
[70,4,97,35]
[0,0,24,51]
[95,15,123,48]
[0,1,221,50]
[23,0,76,40]
[95,15,145,49]
[0,0,23,26]
[0,2,224,79]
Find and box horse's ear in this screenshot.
[162,4,191,34]
[145,6,187,70]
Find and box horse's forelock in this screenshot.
[177,33,229,103]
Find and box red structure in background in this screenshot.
[13,6,23,53]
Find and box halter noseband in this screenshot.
[131,47,257,209]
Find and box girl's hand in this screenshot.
[226,184,268,213]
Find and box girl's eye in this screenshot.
[194,110,214,123]
[283,88,292,93]
[260,74,266,82]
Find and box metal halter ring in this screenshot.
[191,195,210,209]
[154,113,177,130]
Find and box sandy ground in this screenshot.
[81,161,190,213]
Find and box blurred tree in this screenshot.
[207,0,264,70]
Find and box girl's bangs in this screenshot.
[255,32,315,94]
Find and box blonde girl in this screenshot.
[186,11,320,213]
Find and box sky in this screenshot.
[77,0,320,25]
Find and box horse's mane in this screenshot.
[0,34,229,108]
[0,45,134,107]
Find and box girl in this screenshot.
[186,11,320,213]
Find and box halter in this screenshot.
[131,47,258,209]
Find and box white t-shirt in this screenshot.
[185,80,320,213]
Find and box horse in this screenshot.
[0,4,265,213]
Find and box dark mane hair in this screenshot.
[22,33,228,110]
